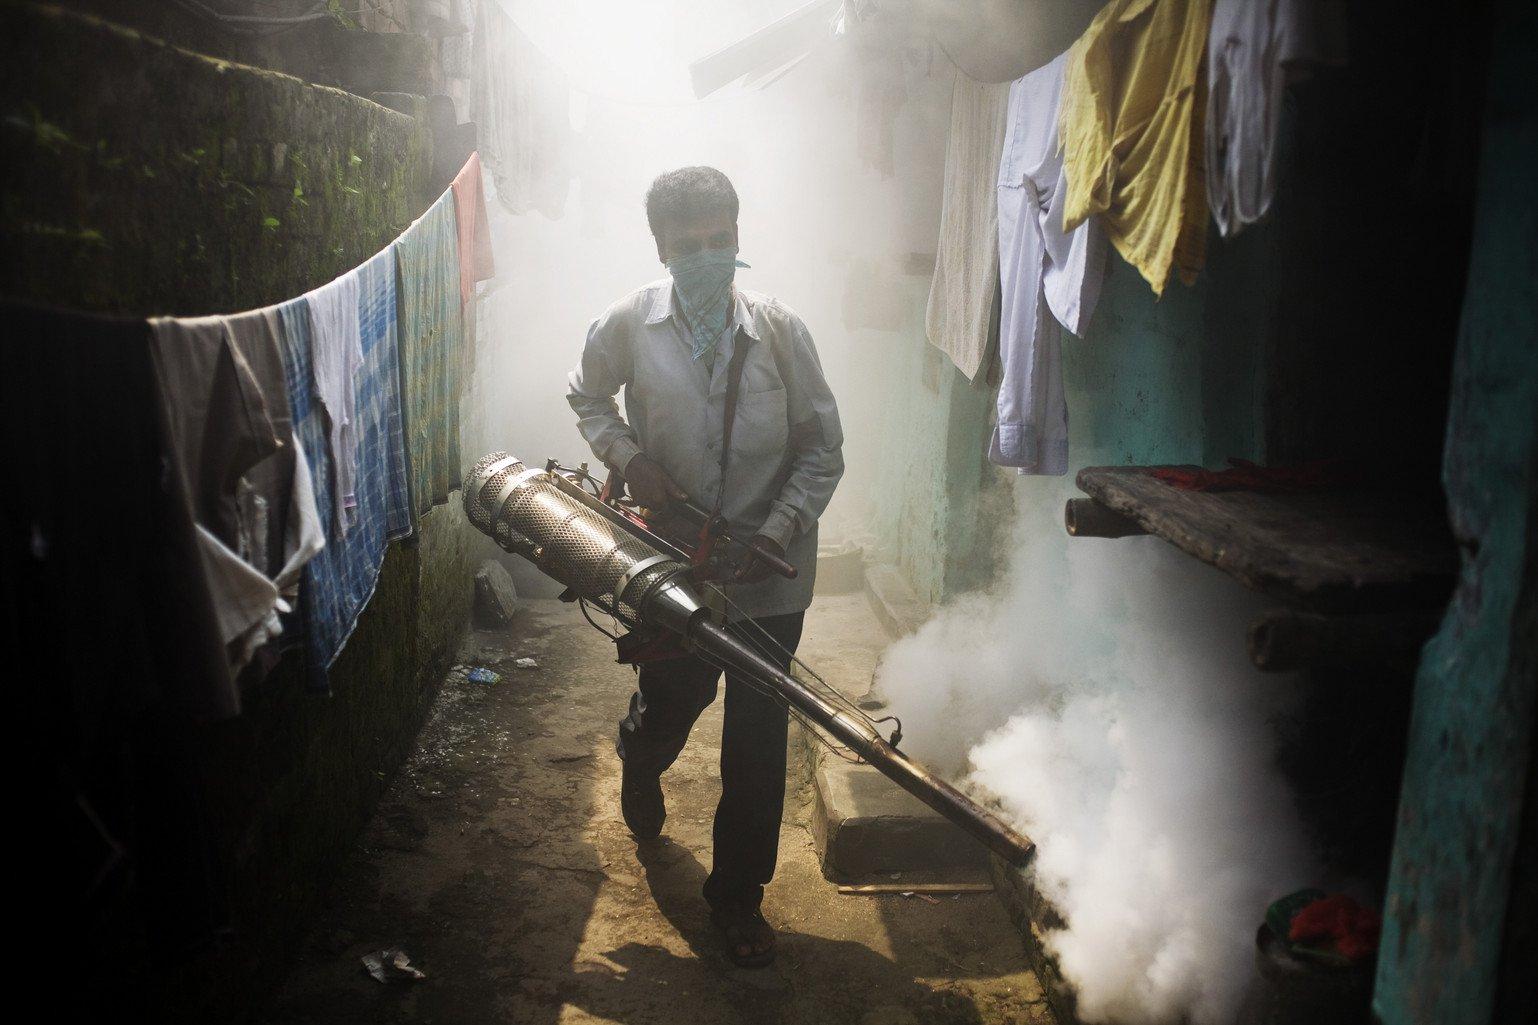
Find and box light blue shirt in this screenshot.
[567,279,844,620]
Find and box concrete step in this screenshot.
[862,562,930,637]
[790,584,992,884]
[806,743,990,883]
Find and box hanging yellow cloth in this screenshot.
[1059,0,1214,297]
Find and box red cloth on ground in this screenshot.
[1288,893,1381,963]
[1152,457,1353,492]
[450,152,496,306]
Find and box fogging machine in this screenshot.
[463,452,1034,866]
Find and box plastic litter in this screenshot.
[467,667,501,686]
[361,948,426,983]
[514,657,538,669]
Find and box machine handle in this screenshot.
[674,499,799,581]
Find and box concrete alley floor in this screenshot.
[262,594,1050,1025]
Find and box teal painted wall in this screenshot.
[870,284,999,605]
[1373,1,1538,1019]
[872,179,1271,604]
[1068,250,1260,469]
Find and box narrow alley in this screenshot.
[6,3,1536,1025]
[265,595,1048,1025]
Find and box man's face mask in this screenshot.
[666,247,749,362]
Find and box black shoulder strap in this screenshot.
[718,327,751,498]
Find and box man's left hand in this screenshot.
[733,535,785,584]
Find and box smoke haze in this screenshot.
[467,0,949,594]
[471,5,1318,1021]
[875,480,1320,1025]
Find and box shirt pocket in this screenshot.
[730,385,788,458]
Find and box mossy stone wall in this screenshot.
[1,4,474,1017]
[0,1,431,315]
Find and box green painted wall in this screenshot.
[0,4,475,1017]
[1069,251,1258,467]
[1373,1,1538,1019]
[870,283,1000,605]
[872,238,1266,608]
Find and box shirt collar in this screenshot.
[645,282,760,341]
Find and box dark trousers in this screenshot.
[616,611,805,910]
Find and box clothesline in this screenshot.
[925,0,1347,481]
[79,151,493,716]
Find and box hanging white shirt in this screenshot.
[990,52,1105,475]
[303,267,364,536]
[1206,0,1348,237]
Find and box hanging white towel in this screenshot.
[924,71,1011,382]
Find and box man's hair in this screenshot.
[644,166,739,238]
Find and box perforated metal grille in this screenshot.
[462,451,688,608]
[463,451,523,534]
[501,474,659,599]
[603,560,680,622]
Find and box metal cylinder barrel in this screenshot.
[463,451,705,629]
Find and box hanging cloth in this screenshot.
[450,151,496,308]
[302,266,365,536]
[396,188,467,515]
[991,52,1107,475]
[1206,0,1348,237]
[149,310,322,677]
[472,0,573,218]
[2,300,234,719]
[280,247,413,692]
[1059,0,1215,297]
[924,71,1011,380]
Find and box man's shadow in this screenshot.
[557,837,989,1025]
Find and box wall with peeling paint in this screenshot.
[1374,1,1538,1018]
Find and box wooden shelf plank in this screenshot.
[1073,466,1457,612]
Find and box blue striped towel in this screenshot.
[277,246,413,690]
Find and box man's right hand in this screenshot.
[623,453,688,510]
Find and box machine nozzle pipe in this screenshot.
[684,618,1036,866]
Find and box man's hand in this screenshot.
[624,453,688,510]
[733,535,786,584]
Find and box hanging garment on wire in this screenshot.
[1060,0,1214,297]
[280,247,413,692]
[991,52,1106,476]
[302,266,364,536]
[396,188,467,515]
[148,315,281,547]
[148,310,322,676]
[223,307,325,596]
[473,0,572,218]
[1206,0,1348,237]
[924,71,1011,381]
[451,152,496,308]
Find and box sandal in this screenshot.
[710,902,776,968]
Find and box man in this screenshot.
[567,166,843,968]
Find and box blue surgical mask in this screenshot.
[666,247,749,362]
